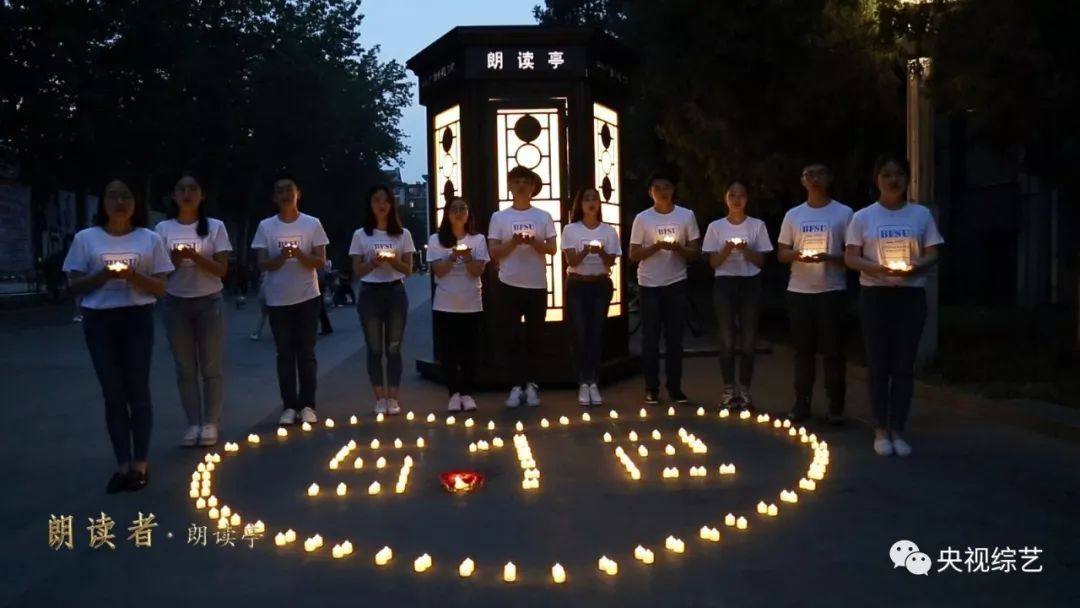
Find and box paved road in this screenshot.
[2,276,1076,607]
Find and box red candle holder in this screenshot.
[439,470,485,494]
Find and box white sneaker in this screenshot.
[873,437,894,456]
[505,386,523,408]
[180,425,200,447]
[374,399,387,415]
[448,393,463,412]
[461,395,478,412]
[578,384,591,406]
[891,437,912,457]
[525,383,541,407]
[72,315,83,323]
[279,408,298,425]
[249,332,261,341]
[589,383,603,405]
[719,386,736,407]
[198,424,218,446]
[299,407,318,424]
[386,399,401,415]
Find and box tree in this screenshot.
[0,0,410,265]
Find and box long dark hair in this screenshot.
[94,178,148,228]
[437,197,476,248]
[362,184,403,236]
[167,170,209,237]
[569,186,601,224]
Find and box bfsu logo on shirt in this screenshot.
[877,225,913,240]
[170,238,202,266]
[277,236,303,258]
[800,221,829,252]
[512,222,536,237]
[655,225,679,243]
[101,253,140,287]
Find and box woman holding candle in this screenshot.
[562,186,621,406]
[350,184,415,416]
[63,178,174,493]
[427,197,489,412]
[252,171,330,426]
[702,178,773,410]
[844,155,944,457]
[629,164,700,407]
[155,172,233,447]
[488,166,558,408]
[776,163,854,424]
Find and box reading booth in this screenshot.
[407,25,637,387]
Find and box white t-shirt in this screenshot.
[561,222,622,276]
[426,233,490,313]
[702,216,773,277]
[250,213,329,306]
[778,201,854,293]
[348,228,417,284]
[62,226,174,309]
[487,206,557,289]
[629,205,700,287]
[846,202,945,288]
[154,218,233,298]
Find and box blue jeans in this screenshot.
[713,276,762,389]
[82,305,155,465]
[859,287,926,432]
[640,280,688,393]
[268,296,321,410]
[163,293,225,426]
[565,277,613,384]
[358,281,408,388]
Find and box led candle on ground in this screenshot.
[609,410,619,420]
[406,411,415,421]
[552,563,566,584]
[515,421,524,431]
[307,483,319,497]
[301,422,312,432]
[492,437,504,447]
[247,434,260,444]
[638,445,649,458]
[642,550,655,564]
[368,481,381,495]
[274,533,286,546]
[757,501,768,514]
[603,432,612,443]
[349,415,358,425]
[375,546,393,566]
[667,406,675,416]
[229,513,241,527]
[581,412,591,421]
[488,420,495,430]
[426,413,436,422]
[736,516,748,530]
[459,558,475,577]
[285,529,296,543]
[540,418,550,428]
[559,416,569,426]
[393,438,403,448]
[336,482,347,496]
[376,457,386,468]
[446,416,456,425]
[725,513,736,527]
[464,418,474,428]
[376,413,385,422]
[207,496,218,508]
[195,497,206,509]
[665,444,675,456]
[503,562,517,582]
[325,418,335,428]
[416,437,425,448]
[767,504,778,517]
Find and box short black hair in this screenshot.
[273,169,300,188]
[646,163,680,189]
[872,154,910,180]
[802,162,830,173]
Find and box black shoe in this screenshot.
[644,390,660,406]
[126,467,149,492]
[106,472,128,494]
[669,389,690,405]
[827,413,846,426]
[786,410,810,423]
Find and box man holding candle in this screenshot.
[488,166,558,408]
[252,171,329,426]
[844,154,944,457]
[629,164,700,407]
[776,163,853,424]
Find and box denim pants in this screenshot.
[268,296,321,410]
[640,280,688,393]
[434,310,481,396]
[82,305,155,465]
[358,281,408,388]
[713,276,762,389]
[787,290,847,415]
[565,277,613,385]
[498,282,547,387]
[163,293,225,426]
[859,287,927,432]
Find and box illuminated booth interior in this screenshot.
[408,26,637,387]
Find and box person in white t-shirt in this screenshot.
[251,171,330,427]
[776,163,854,424]
[562,186,621,406]
[487,166,558,408]
[702,178,774,409]
[350,184,416,416]
[155,172,233,448]
[844,154,944,458]
[427,197,489,412]
[63,178,173,494]
[629,164,701,406]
